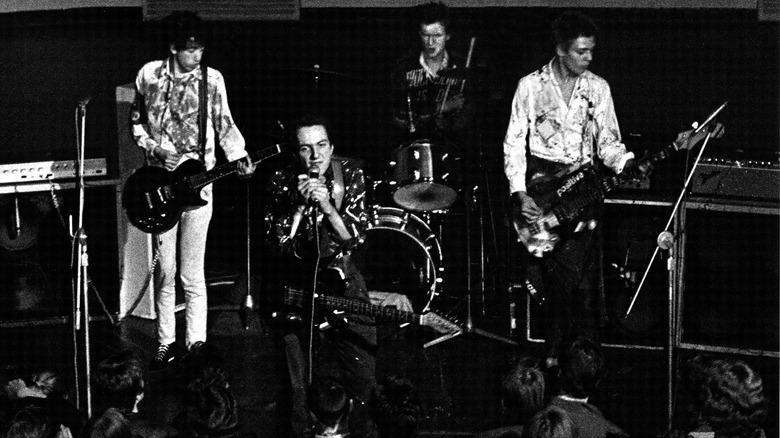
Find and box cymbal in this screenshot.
[284,64,361,83]
[437,66,485,79]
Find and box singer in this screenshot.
[262,113,374,437]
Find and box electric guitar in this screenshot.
[513,126,720,258]
[123,144,283,233]
[279,273,461,335]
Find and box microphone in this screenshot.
[308,164,320,206]
[77,95,91,109]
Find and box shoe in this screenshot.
[189,341,205,351]
[149,343,177,372]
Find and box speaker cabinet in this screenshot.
[523,197,674,349]
[0,185,119,321]
[678,199,779,356]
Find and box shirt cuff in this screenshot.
[616,152,635,174]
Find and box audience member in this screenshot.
[5,405,65,438]
[526,406,578,438]
[81,408,131,438]
[477,357,546,438]
[172,385,242,438]
[4,370,84,437]
[368,375,423,438]
[91,350,173,437]
[548,337,626,438]
[670,355,769,438]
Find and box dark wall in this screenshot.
[0,7,777,165]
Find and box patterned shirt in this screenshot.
[503,59,633,194]
[130,57,247,171]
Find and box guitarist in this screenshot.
[502,11,651,369]
[129,12,255,372]
[262,114,375,437]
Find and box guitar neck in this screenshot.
[188,144,283,190]
[318,295,420,325]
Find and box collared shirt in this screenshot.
[130,57,247,171]
[391,50,465,120]
[503,59,633,194]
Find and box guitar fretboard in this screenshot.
[189,144,283,190]
[284,288,421,325]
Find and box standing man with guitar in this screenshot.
[503,11,650,368]
[129,11,255,372]
[263,114,375,437]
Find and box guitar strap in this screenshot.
[331,159,344,211]
[198,63,208,163]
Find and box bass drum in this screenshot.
[355,207,441,313]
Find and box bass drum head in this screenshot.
[354,207,441,313]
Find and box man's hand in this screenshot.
[297,174,336,215]
[623,156,654,180]
[153,147,182,171]
[512,191,542,223]
[236,155,256,180]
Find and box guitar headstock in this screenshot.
[673,122,725,151]
[420,312,462,334]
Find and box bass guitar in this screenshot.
[279,271,461,335]
[123,144,283,233]
[513,126,719,258]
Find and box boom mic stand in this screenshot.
[72,97,92,417]
[623,101,726,429]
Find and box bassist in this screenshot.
[502,12,649,369]
[129,11,255,371]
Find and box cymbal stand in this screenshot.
[425,134,516,349]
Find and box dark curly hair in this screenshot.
[552,11,599,51]
[700,358,769,438]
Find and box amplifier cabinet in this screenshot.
[690,159,779,201]
[677,198,779,357]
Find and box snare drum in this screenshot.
[355,206,441,313]
[392,140,458,212]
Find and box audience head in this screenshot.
[178,342,229,394]
[92,350,145,414]
[679,355,769,438]
[557,337,605,399]
[308,377,353,435]
[500,358,546,425]
[5,405,60,438]
[527,406,578,438]
[179,385,240,438]
[82,408,131,438]
[369,375,423,438]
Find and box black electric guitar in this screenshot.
[279,271,461,335]
[513,126,720,258]
[123,144,283,233]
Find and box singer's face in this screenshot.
[296,125,333,176]
[556,36,595,78]
[170,39,204,74]
[419,22,449,61]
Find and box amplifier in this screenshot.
[690,158,779,201]
[0,158,107,185]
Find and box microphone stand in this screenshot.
[622,105,723,430]
[72,100,92,417]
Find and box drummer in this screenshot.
[390,1,475,146]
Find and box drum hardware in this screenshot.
[424,133,516,349]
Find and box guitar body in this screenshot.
[123,160,208,234]
[514,165,603,258]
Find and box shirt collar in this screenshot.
[165,56,201,80]
[418,51,449,78]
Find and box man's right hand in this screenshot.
[512,191,542,223]
[154,147,182,171]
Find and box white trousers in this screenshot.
[154,187,213,348]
